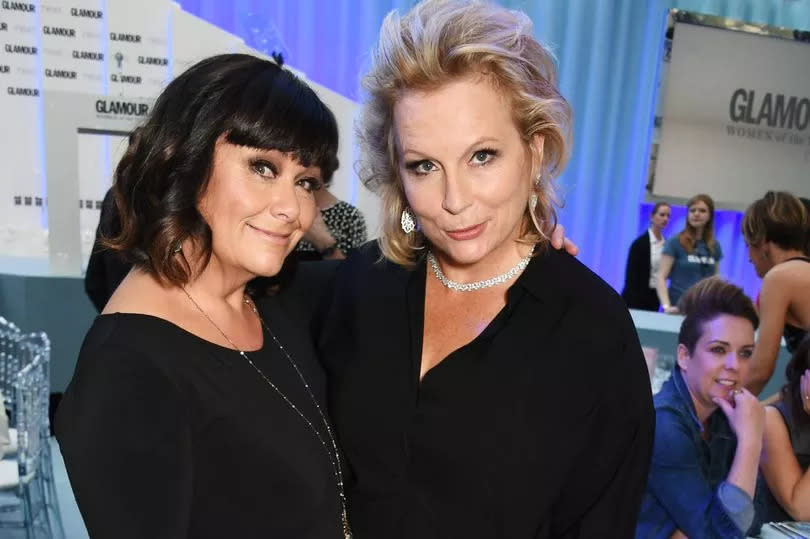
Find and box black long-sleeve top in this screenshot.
[55,294,343,539]
[315,244,655,538]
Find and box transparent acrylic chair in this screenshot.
[0,316,22,414]
[0,334,64,538]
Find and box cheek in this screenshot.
[402,180,441,220]
[298,196,317,231]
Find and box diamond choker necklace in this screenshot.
[426,247,534,292]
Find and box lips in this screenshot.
[247,223,293,244]
[446,222,486,241]
[715,378,737,388]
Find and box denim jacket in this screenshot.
[635,368,754,538]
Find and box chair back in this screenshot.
[12,350,48,480]
[0,317,21,410]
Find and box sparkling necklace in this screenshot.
[426,246,534,292]
[182,288,352,539]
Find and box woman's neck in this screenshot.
[650,226,664,241]
[181,244,252,312]
[770,246,808,266]
[431,239,532,287]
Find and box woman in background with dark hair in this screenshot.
[637,277,764,539]
[295,177,367,261]
[756,335,810,526]
[622,202,670,311]
[55,54,349,539]
[741,191,810,395]
[657,193,722,313]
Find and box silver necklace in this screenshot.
[181,288,352,539]
[426,246,534,292]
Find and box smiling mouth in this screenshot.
[247,223,293,244]
[446,222,486,241]
[715,378,738,388]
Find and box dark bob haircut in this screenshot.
[677,276,759,355]
[107,53,339,285]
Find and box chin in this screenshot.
[243,256,287,278]
[434,241,491,266]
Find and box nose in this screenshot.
[268,178,301,223]
[441,169,472,215]
[723,352,739,371]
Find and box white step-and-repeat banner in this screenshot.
[653,15,810,209]
[1,0,363,275]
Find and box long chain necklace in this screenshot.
[426,246,534,292]
[181,287,352,539]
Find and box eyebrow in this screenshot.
[401,136,501,160]
[706,340,755,348]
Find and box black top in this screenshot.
[754,399,810,527]
[315,244,655,538]
[622,230,659,311]
[782,257,810,353]
[55,295,343,539]
[84,188,131,312]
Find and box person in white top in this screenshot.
[622,202,671,311]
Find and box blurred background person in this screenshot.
[636,277,764,539]
[622,202,671,311]
[742,191,810,395]
[295,178,367,261]
[754,335,810,529]
[657,194,722,314]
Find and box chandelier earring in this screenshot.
[529,193,538,212]
[401,207,416,234]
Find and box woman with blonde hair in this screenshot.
[314,1,654,537]
[657,193,722,313]
[741,190,810,394]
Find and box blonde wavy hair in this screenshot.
[357,0,572,267]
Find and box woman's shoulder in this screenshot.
[663,234,683,252]
[77,313,197,377]
[537,248,627,312]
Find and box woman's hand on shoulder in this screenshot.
[550,223,578,256]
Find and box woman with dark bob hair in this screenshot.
[55,54,351,538]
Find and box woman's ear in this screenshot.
[676,343,690,372]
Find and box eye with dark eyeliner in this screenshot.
[709,345,726,355]
[470,148,498,166]
[249,158,277,178]
[297,177,323,193]
[404,159,437,176]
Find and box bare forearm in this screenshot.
[656,277,671,309]
[745,350,777,396]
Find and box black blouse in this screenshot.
[315,244,655,538]
[55,295,343,539]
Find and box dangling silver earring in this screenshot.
[529,194,538,212]
[401,207,416,234]
[172,241,183,254]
